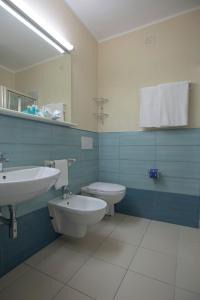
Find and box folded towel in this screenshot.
[159,81,189,127]
[139,86,160,128]
[54,159,68,190]
[44,103,65,121]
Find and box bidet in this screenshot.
[48,195,107,238]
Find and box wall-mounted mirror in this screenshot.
[0,3,71,124]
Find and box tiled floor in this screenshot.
[0,214,200,300]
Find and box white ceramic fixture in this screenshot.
[48,195,107,238]
[81,182,126,216]
[0,167,60,206]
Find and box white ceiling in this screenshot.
[0,6,59,72]
[65,0,200,41]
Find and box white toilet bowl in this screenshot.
[81,182,126,216]
[48,195,107,238]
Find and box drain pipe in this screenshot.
[0,206,18,240]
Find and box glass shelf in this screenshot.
[93,98,109,105]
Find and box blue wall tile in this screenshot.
[156,146,200,162]
[99,171,120,183]
[120,160,154,175]
[157,161,200,179]
[116,188,200,227]
[0,115,99,278]
[155,176,200,196]
[2,118,200,278]
[99,132,120,146]
[99,159,119,173]
[119,173,156,191]
[99,145,119,160]
[100,129,200,197]
[100,129,200,227]
[119,146,156,161]
[0,207,59,277]
[0,115,99,216]
[119,131,156,146]
[156,129,200,146]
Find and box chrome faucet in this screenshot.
[62,185,72,199]
[0,152,9,172]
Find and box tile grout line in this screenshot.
[63,217,127,299]
[62,218,123,286]
[2,215,200,299]
[173,226,181,300]
[65,284,96,300]
[128,269,175,288]
[0,264,30,295]
[112,219,152,299]
[139,245,178,257]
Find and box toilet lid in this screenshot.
[86,182,126,194]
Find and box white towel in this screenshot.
[159,81,189,127]
[139,86,160,128]
[54,159,68,190]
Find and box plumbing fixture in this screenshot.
[0,205,17,239]
[0,152,9,172]
[62,185,72,199]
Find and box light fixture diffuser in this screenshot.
[0,0,74,53]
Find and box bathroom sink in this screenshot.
[0,167,60,206]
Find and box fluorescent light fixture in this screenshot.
[0,0,74,53]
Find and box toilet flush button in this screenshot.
[81,137,93,149]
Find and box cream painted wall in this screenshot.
[24,0,98,131]
[0,66,15,89]
[98,9,200,132]
[15,55,71,122]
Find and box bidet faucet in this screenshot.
[0,152,9,172]
[62,185,72,199]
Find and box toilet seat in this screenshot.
[84,182,125,196]
[81,182,126,216]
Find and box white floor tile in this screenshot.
[102,213,126,226]
[110,216,150,245]
[115,271,174,300]
[176,242,200,293]
[61,231,105,255]
[26,238,65,267]
[89,213,125,236]
[174,288,200,300]
[141,221,179,255]
[130,247,176,284]
[147,221,180,236]
[88,221,113,237]
[35,245,88,283]
[0,264,31,292]
[54,286,93,300]
[94,238,137,268]
[68,257,126,300]
[0,269,62,300]
[179,226,200,244]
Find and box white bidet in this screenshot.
[48,195,107,238]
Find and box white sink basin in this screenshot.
[0,167,60,206]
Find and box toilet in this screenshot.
[81,182,126,216]
[48,195,107,238]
